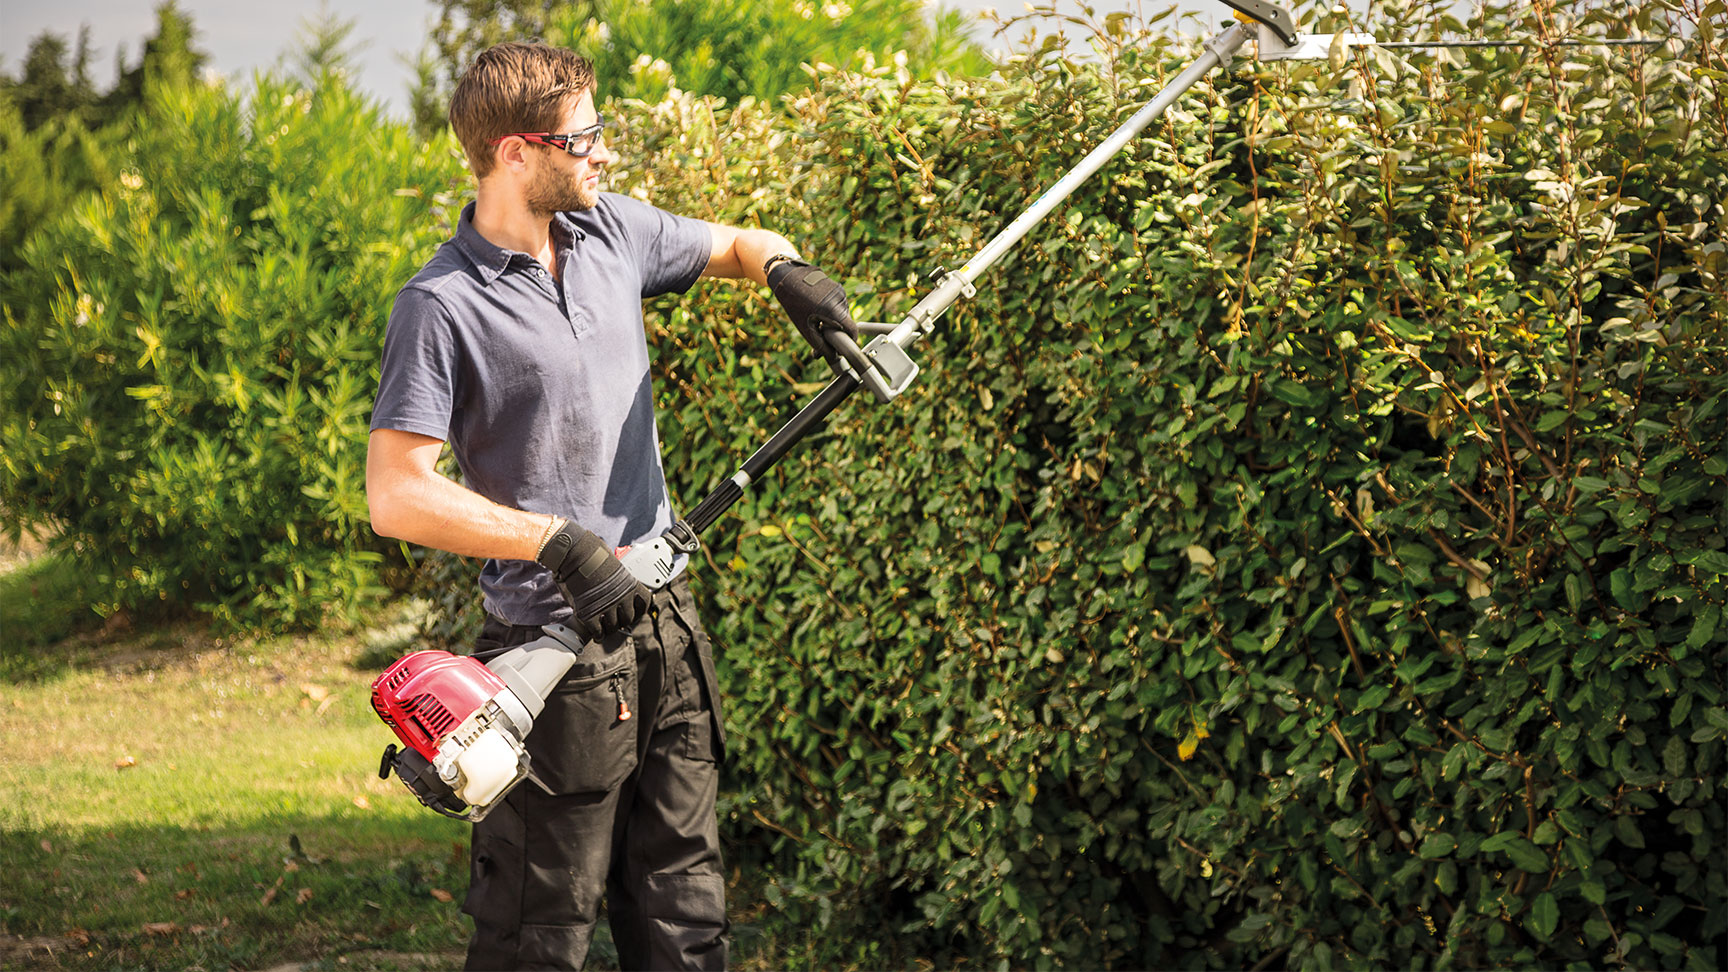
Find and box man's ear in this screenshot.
[492,136,532,175]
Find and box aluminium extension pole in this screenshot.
[676,19,1256,541]
[878,20,1255,356]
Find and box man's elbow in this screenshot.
[366,492,398,541]
[366,478,412,542]
[367,429,443,544]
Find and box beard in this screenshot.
[525,158,599,217]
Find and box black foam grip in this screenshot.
[687,480,744,534]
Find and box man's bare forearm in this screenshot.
[366,430,558,562]
[701,225,797,284]
[732,229,796,286]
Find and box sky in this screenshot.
[0,0,1227,119]
[0,0,433,115]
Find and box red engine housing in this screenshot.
[370,650,507,762]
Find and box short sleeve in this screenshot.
[602,193,714,299]
[371,286,459,441]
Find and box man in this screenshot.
[365,42,857,971]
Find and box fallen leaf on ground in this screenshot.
[430,888,454,903]
[297,888,313,904]
[40,839,52,853]
[175,889,195,900]
[353,795,371,810]
[115,755,137,770]
[300,683,330,702]
[100,610,133,638]
[133,868,149,884]
[142,922,180,936]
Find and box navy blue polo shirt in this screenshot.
[371,195,712,625]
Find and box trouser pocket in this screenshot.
[526,635,639,795]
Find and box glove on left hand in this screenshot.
[766,258,860,372]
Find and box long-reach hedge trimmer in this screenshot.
[370,0,1664,820]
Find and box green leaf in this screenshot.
[1419,833,1457,859]
[1614,815,1646,849]
[1478,831,1513,852]
[1686,604,1720,649]
[1610,568,1635,609]
[1355,684,1391,712]
[1684,549,1728,576]
[1329,817,1363,839]
[1536,410,1571,431]
[1502,835,1549,873]
[1120,545,1144,573]
[1271,379,1315,407]
[1527,891,1559,940]
[1662,736,1687,777]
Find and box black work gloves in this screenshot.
[536,520,651,641]
[766,257,861,373]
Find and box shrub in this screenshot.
[0,99,116,270]
[411,0,992,133]
[616,1,1725,967]
[0,1,210,268]
[0,74,467,627]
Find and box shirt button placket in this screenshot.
[562,234,587,337]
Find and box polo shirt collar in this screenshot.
[453,202,512,286]
[454,202,591,287]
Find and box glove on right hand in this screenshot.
[535,520,651,641]
[766,257,860,372]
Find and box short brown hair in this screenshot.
[448,43,595,179]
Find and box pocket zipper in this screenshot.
[611,672,632,722]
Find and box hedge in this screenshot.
[2,0,1724,967]
[626,3,1726,967]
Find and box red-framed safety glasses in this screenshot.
[488,117,607,158]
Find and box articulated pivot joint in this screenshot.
[1218,0,1297,45]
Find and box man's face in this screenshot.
[523,89,613,217]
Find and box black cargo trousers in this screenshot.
[462,573,728,971]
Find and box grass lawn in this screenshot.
[0,548,801,971]
[0,550,477,970]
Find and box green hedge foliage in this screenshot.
[0,76,467,626]
[622,3,1726,968]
